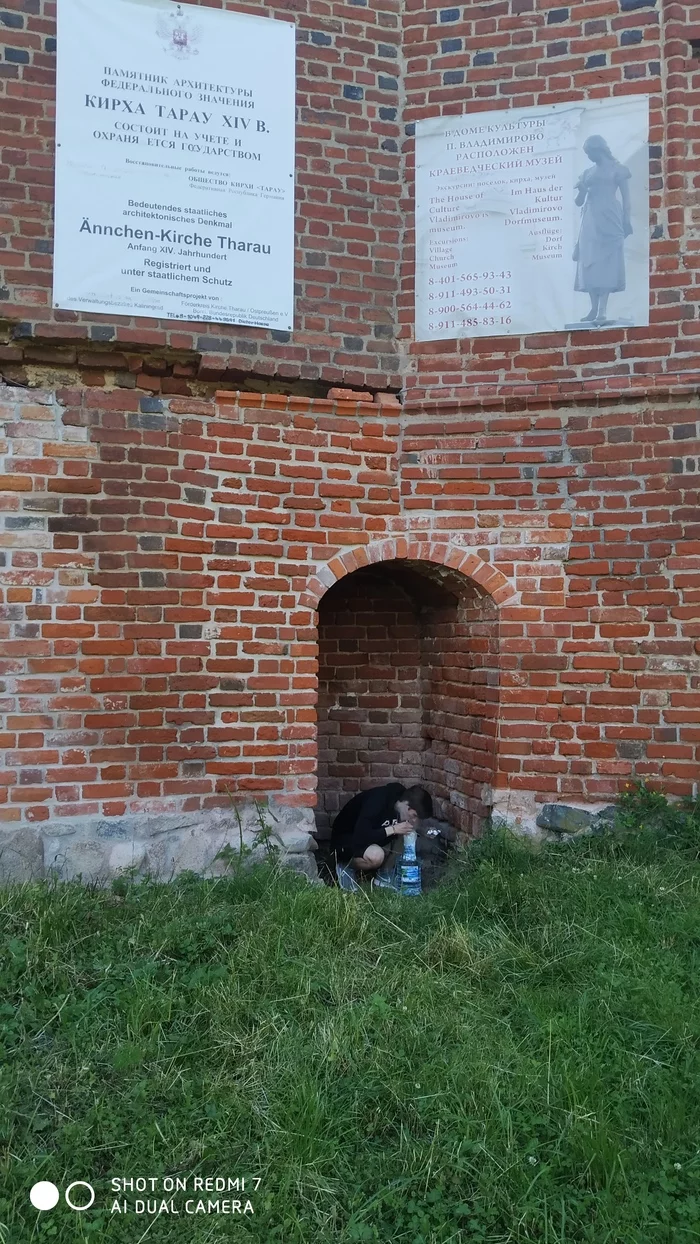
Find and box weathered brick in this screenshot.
[0,3,697,851]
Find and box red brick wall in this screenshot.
[1,0,404,393]
[401,0,700,406]
[316,560,499,836]
[316,570,423,831]
[4,383,694,845]
[419,573,500,832]
[0,387,405,832]
[1,1,699,864]
[401,388,700,799]
[4,1,700,401]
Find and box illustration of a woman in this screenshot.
[573,134,633,325]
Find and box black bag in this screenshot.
[416,818,456,889]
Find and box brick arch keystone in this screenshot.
[300,539,518,610]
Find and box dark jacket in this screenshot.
[330,783,406,863]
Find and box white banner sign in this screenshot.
[53,0,296,330]
[415,96,649,341]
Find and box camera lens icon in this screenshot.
[30,1180,95,1212]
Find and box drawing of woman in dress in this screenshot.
[573,134,633,325]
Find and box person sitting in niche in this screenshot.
[330,782,434,888]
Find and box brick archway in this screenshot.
[301,538,518,611]
[310,541,516,843]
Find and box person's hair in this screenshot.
[584,134,614,160]
[404,785,434,820]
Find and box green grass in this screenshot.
[1,785,700,1243]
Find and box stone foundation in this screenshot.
[492,790,617,846]
[0,801,320,886]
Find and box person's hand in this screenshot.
[389,820,415,836]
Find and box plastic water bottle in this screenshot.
[399,830,422,897]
